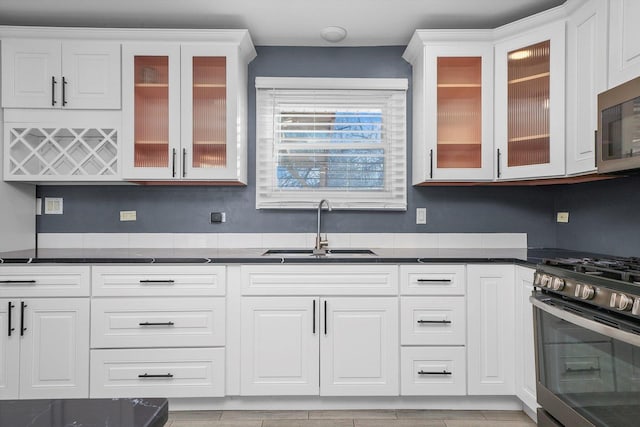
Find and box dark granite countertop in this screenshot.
[0,247,609,267]
[0,398,168,427]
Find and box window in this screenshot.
[255,77,407,210]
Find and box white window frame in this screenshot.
[255,77,408,210]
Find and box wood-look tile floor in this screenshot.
[165,410,537,427]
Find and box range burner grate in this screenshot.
[543,257,640,283]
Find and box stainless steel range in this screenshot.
[532,257,640,427]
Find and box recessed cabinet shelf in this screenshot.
[135,83,169,88]
[508,133,550,143]
[437,83,482,88]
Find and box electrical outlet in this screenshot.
[44,197,63,214]
[416,208,427,225]
[556,212,569,223]
[120,211,137,221]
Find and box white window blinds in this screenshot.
[255,77,408,210]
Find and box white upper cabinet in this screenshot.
[1,39,120,109]
[494,20,566,180]
[565,0,608,176]
[608,0,640,88]
[403,32,494,182]
[121,33,255,183]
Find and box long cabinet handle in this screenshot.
[182,148,187,178]
[51,76,57,106]
[8,302,15,337]
[172,148,177,178]
[0,280,36,284]
[418,370,452,375]
[324,300,327,335]
[139,279,175,284]
[139,322,175,326]
[62,76,68,106]
[20,302,27,336]
[496,148,502,178]
[312,299,316,334]
[429,149,434,179]
[417,320,452,324]
[417,279,451,283]
[138,373,173,378]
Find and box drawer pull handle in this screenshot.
[0,280,37,284]
[138,373,174,378]
[565,367,600,373]
[139,322,175,326]
[418,370,452,375]
[416,279,452,283]
[8,302,15,337]
[139,280,175,284]
[417,320,452,324]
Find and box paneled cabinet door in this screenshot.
[320,297,399,396]
[494,20,566,180]
[241,297,319,395]
[467,265,515,395]
[0,300,20,399]
[515,266,538,413]
[1,39,120,109]
[423,43,494,181]
[566,0,608,175]
[122,43,181,180]
[609,0,640,88]
[180,45,238,180]
[19,298,89,399]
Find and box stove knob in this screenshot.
[618,294,634,311]
[633,299,640,316]
[580,285,595,300]
[540,275,551,288]
[551,277,565,291]
[534,273,543,286]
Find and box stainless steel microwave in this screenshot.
[597,76,640,173]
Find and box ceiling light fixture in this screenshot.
[320,26,347,43]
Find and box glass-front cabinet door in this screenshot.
[122,44,181,180]
[494,21,565,180]
[426,44,494,180]
[180,45,237,180]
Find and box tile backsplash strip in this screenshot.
[37,233,527,249]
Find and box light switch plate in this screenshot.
[36,198,42,215]
[556,212,569,223]
[44,197,63,214]
[120,211,137,221]
[416,208,427,224]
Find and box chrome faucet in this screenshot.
[314,199,332,255]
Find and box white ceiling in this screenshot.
[0,0,567,46]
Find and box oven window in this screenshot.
[536,309,640,426]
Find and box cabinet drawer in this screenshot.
[401,347,466,396]
[0,265,90,297]
[91,297,225,348]
[241,265,398,295]
[90,348,225,398]
[401,297,466,345]
[92,265,225,296]
[400,265,466,295]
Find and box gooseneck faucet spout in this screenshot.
[314,199,332,255]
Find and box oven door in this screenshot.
[531,293,640,427]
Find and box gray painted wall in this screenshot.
[36,46,558,248]
[554,174,640,257]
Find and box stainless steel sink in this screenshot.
[262,248,377,257]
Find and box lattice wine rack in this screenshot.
[6,127,118,180]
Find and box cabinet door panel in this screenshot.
[0,300,20,399]
[241,297,319,395]
[62,42,121,109]
[320,297,398,396]
[467,265,515,395]
[609,0,640,87]
[19,298,89,399]
[1,40,60,108]
[515,266,538,412]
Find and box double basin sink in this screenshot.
[262,248,377,258]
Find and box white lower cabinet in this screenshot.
[466,264,516,395]
[515,266,538,413]
[90,347,225,398]
[241,296,398,396]
[0,297,89,399]
[401,347,466,396]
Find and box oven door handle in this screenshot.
[530,296,640,347]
